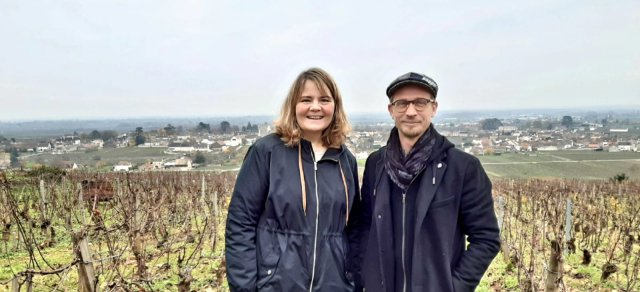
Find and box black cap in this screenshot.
[386,72,438,99]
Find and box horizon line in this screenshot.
[2,105,640,123]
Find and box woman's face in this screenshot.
[295,80,335,142]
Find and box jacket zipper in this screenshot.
[402,192,407,292]
[402,166,429,292]
[309,156,320,292]
[307,151,348,290]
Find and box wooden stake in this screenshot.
[11,276,19,292]
[75,183,96,292]
[76,234,96,292]
[564,198,573,256]
[39,180,47,220]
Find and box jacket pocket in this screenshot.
[340,236,356,288]
[452,275,474,292]
[256,229,282,289]
[256,259,280,289]
[429,195,456,209]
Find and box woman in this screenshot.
[225,68,362,291]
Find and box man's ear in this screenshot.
[432,101,439,117]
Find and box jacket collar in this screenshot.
[299,138,344,162]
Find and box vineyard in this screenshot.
[0,170,232,291]
[491,179,640,291]
[1,169,639,291]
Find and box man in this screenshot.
[352,72,500,292]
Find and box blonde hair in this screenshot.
[275,68,350,148]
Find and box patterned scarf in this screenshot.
[385,126,435,192]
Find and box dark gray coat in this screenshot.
[350,128,500,292]
[225,134,361,292]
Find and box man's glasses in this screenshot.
[390,98,435,112]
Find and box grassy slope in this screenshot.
[22,146,640,180]
[21,146,251,172]
[478,151,640,180]
[22,147,172,168]
[357,150,640,180]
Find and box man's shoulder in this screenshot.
[445,146,481,168]
[366,146,386,164]
[447,146,476,160]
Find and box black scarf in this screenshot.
[385,126,435,192]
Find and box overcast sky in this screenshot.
[1,0,638,121]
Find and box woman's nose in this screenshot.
[309,100,321,110]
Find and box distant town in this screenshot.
[1,109,639,174]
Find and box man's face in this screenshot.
[388,85,438,140]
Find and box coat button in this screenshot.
[267,269,272,275]
[345,272,353,281]
[377,214,382,219]
[437,163,442,168]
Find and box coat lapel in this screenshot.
[413,161,447,236]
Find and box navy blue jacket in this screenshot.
[225,133,361,291]
[351,128,500,292]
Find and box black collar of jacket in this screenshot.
[299,138,345,163]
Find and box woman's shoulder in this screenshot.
[251,133,284,152]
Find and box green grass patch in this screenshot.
[478,151,640,179]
